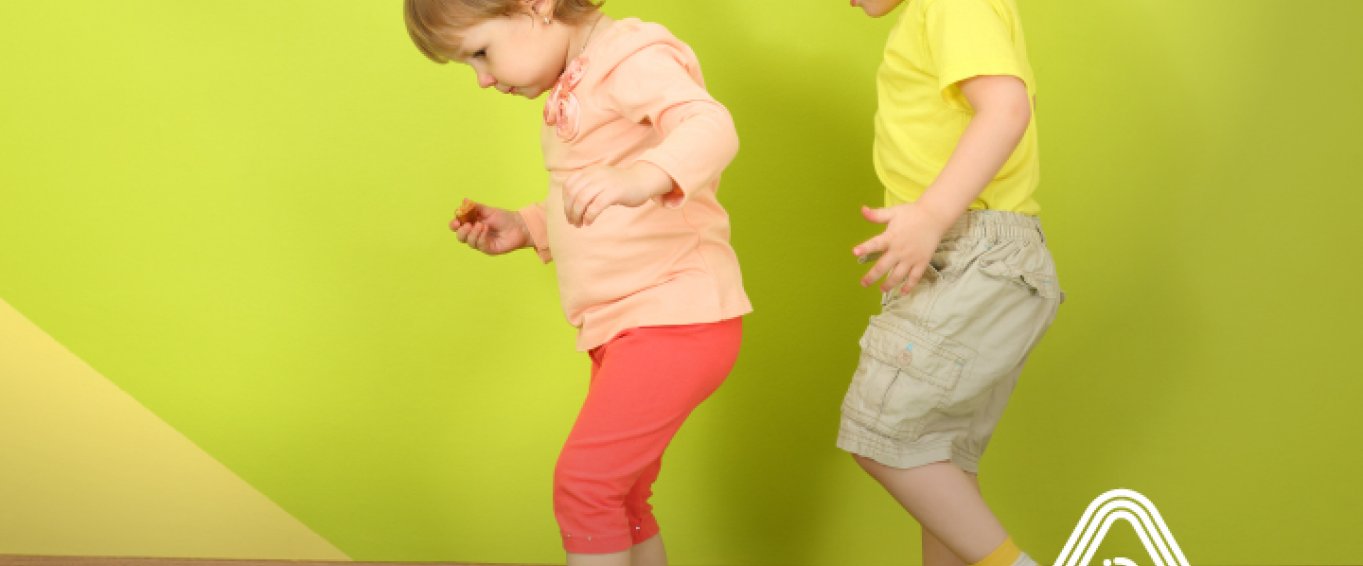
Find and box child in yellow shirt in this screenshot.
[839,2,1063,566]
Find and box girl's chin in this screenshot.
[515,85,550,99]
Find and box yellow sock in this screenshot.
[971,536,1021,566]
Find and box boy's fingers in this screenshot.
[852,235,886,259]
[861,255,894,287]
[861,205,891,224]
[860,270,877,288]
[880,262,911,292]
[900,264,927,294]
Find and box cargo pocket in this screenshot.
[842,315,972,440]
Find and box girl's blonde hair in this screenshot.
[404,0,602,63]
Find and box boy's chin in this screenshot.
[852,0,903,17]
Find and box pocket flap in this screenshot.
[860,317,969,392]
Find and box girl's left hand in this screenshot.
[562,163,674,227]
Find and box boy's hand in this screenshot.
[450,202,531,255]
[562,163,674,227]
[852,202,955,294]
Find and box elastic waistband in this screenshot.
[941,209,1046,243]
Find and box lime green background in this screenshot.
[2,1,1361,565]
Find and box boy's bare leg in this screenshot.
[922,472,983,566]
[854,455,1006,564]
[630,534,667,566]
[566,534,666,566]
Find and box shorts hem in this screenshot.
[837,427,954,469]
[632,520,661,545]
[561,520,662,554]
[952,447,982,474]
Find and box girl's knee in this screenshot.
[553,459,627,514]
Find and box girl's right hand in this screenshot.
[450,202,531,255]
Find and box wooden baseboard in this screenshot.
[0,556,548,566]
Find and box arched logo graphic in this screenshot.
[1054,489,1190,566]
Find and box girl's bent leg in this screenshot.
[565,534,665,566]
[624,457,663,545]
[567,549,631,566]
[630,534,667,566]
[554,319,741,557]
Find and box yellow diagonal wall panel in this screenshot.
[0,298,349,560]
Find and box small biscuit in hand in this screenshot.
[455,199,478,225]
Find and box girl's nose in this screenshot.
[476,71,496,89]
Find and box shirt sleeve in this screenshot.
[602,42,739,208]
[925,0,1025,111]
[517,202,553,263]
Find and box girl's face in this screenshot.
[850,0,906,18]
[454,15,570,98]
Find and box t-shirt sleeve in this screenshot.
[517,202,552,263]
[925,0,1025,111]
[602,42,739,208]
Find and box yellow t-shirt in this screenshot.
[874,0,1040,213]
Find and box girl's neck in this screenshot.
[565,13,613,63]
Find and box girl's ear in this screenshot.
[525,0,557,21]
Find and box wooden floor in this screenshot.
[0,557,547,566]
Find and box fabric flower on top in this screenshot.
[544,56,588,141]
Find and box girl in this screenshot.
[403,1,751,565]
[837,1,1062,566]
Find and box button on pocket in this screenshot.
[843,316,972,439]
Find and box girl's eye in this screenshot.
[472,49,486,58]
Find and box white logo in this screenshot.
[1054,489,1190,566]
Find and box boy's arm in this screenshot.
[854,74,1032,292]
[912,75,1032,224]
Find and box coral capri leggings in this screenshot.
[553,316,742,554]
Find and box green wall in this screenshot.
[2,1,1361,565]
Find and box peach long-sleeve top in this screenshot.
[518,18,751,351]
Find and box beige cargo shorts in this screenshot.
[837,209,1063,472]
